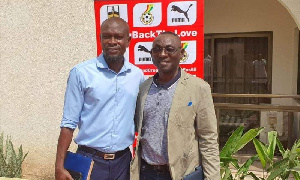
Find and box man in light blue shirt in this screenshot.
[55,17,144,180]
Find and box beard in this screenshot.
[103,54,124,63]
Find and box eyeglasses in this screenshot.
[151,46,181,55]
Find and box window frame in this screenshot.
[204,31,273,94]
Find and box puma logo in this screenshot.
[138,45,151,54]
[171,4,193,22]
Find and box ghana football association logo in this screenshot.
[180,42,189,62]
[140,4,154,25]
[107,5,120,18]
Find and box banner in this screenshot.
[94,0,204,77]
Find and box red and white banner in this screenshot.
[94,0,204,78]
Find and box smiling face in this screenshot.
[100,17,131,63]
[151,33,184,75]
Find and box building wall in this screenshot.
[205,0,299,106]
[278,0,300,29]
[205,0,300,145]
[0,0,299,179]
[0,0,95,179]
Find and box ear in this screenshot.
[180,48,185,59]
[126,36,131,47]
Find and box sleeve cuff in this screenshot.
[60,117,77,129]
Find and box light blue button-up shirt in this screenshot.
[61,54,144,153]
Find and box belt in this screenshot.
[141,159,169,172]
[77,146,129,160]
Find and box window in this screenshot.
[204,32,273,152]
[204,32,272,104]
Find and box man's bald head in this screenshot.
[101,17,130,37]
[157,31,181,44]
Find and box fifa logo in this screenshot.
[107,5,120,18]
[180,42,189,62]
[140,4,154,25]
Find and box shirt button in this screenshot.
[157,102,159,105]
[158,93,162,96]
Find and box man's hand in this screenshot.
[55,167,73,180]
[55,128,75,180]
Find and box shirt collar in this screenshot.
[96,54,132,73]
[153,68,181,89]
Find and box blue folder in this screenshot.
[183,166,204,180]
[64,151,94,180]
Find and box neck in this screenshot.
[105,58,124,73]
[157,68,179,84]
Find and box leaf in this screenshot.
[267,166,287,180]
[253,138,269,169]
[291,171,300,180]
[276,137,285,156]
[5,136,9,163]
[267,158,288,172]
[0,133,5,176]
[234,127,264,154]
[0,152,7,177]
[283,149,290,159]
[14,145,24,178]
[290,166,300,172]
[220,126,244,158]
[220,167,225,177]
[220,157,238,164]
[248,172,261,180]
[280,171,291,180]
[22,151,28,163]
[237,155,258,176]
[231,159,240,170]
[290,139,300,161]
[222,168,233,180]
[267,131,277,161]
[0,133,3,155]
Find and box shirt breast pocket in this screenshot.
[175,105,196,128]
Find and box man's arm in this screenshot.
[196,82,221,180]
[55,127,75,180]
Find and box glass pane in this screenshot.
[213,37,270,104]
[204,39,212,85]
[298,31,300,95]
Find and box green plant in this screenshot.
[0,133,28,178]
[253,131,300,180]
[220,126,264,180]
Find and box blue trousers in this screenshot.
[77,148,131,180]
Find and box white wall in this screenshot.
[0,0,299,179]
[0,0,95,179]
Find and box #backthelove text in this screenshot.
[131,30,198,39]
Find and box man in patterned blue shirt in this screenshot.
[55,17,144,180]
